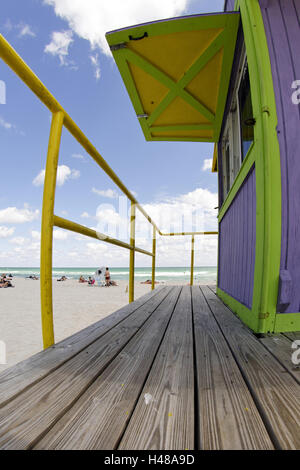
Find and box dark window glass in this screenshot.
[238,62,254,160]
[225,141,230,195]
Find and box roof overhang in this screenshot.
[106,12,240,143]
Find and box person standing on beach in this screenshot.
[105,267,111,286]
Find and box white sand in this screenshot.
[0,277,189,373]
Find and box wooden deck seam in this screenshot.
[258,335,300,385]
[118,286,194,450]
[114,287,182,450]
[29,287,177,450]
[0,286,168,408]
[190,286,200,451]
[199,286,283,450]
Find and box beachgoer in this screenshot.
[79,275,87,283]
[88,276,95,285]
[57,276,67,281]
[105,267,111,286]
[0,278,14,288]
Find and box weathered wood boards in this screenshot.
[0,287,171,449]
[0,285,299,450]
[201,286,300,450]
[119,286,194,450]
[192,287,273,449]
[35,288,182,450]
[0,286,165,407]
[260,334,300,384]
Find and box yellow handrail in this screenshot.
[40,111,64,348]
[0,33,218,349]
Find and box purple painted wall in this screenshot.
[224,0,235,11]
[218,166,256,309]
[260,0,300,312]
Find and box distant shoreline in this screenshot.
[0,266,217,282]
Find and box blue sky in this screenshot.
[0,0,223,267]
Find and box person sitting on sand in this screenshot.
[57,275,67,281]
[140,279,159,285]
[0,278,14,288]
[79,275,87,283]
[88,276,95,285]
[26,275,39,280]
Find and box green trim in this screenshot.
[179,30,225,89]
[113,53,152,141]
[241,0,282,333]
[150,124,212,132]
[106,13,240,44]
[217,0,283,334]
[124,48,215,122]
[107,13,240,142]
[274,313,300,333]
[218,142,255,222]
[146,136,214,142]
[217,287,260,332]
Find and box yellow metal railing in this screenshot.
[0,34,218,349]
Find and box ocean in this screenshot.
[0,267,217,283]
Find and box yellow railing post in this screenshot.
[40,111,64,349]
[152,226,156,290]
[190,234,195,286]
[129,202,136,303]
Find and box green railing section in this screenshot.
[0,34,217,349]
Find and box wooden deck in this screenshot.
[0,286,299,450]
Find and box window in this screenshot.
[238,61,254,160]
[221,49,254,201]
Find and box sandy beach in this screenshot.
[0,278,189,373]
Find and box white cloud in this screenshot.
[2,20,36,38]
[202,158,213,171]
[0,206,39,224]
[81,212,90,218]
[31,230,41,240]
[0,226,15,238]
[53,229,68,240]
[33,165,80,187]
[44,30,74,66]
[90,53,101,80]
[18,23,36,38]
[43,0,189,56]
[72,153,85,160]
[90,186,218,265]
[9,236,26,245]
[0,115,13,130]
[92,187,118,199]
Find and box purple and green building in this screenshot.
[107,0,300,333]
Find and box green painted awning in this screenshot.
[106,12,240,143]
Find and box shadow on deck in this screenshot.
[0,286,299,450]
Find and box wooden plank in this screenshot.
[192,287,273,450]
[0,287,172,450]
[0,286,164,407]
[202,286,300,450]
[260,335,300,384]
[207,284,217,294]
[34,287,182,450]
[119,286,194,450]
[283,332,300,342]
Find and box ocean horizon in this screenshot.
[0,266,217,282]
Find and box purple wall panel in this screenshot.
[224,0,236,11]
[218,166,256,309]
[260,0,300,312]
